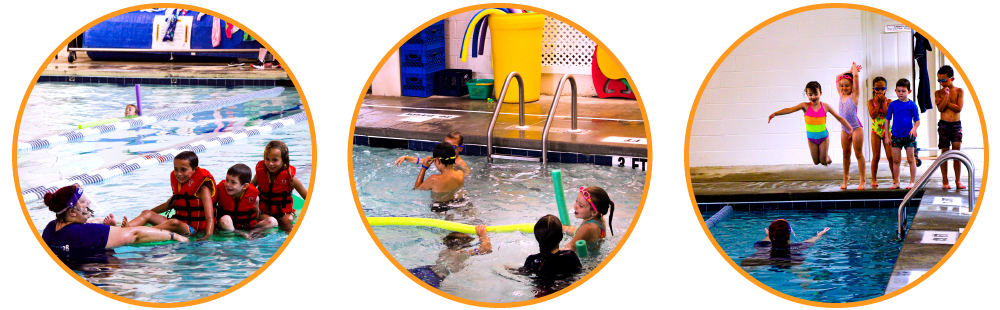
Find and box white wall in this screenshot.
[689,9,985,167]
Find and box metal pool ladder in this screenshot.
[541,74,581,167]
[486,73,580,165]
[897,150,976,238]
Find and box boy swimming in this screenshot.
[407,225,492,288]
[413,142,466,207]
[396,131,470,175]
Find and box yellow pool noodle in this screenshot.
[367,217,533,234]
[460,9,507,63]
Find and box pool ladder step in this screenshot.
[491,154,541,162]
[486,72,580,167]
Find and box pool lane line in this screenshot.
[17,87,285,153]
[360,104,644,122]
[20,109,306,203]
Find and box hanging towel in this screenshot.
[212,17,222,47]
[197,12,206,21]
[913,32,934,113]
[162,9,179,42]
[243,32,255,41]
[230,24,241,38]
[225,22,237,39]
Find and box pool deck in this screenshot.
[355,95,648,157]
[43,51,289,80]
[691,161,983,202]
[883,187,976,294]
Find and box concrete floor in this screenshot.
[355,95,648,157]
[44,51,288,80]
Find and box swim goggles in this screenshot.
[873,87,887,91]
[436,142,464,150]
[56,187,85,215]
[937,78,950,83]
[579,187,599,214]
[837,74,853,82]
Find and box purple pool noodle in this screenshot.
[135,84,142,116]
[478,16,489,56]
[471,15,487,58]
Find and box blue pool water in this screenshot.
[353,145,645,303]
[18,82,312,303]
[702,206,917,303]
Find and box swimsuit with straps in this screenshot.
[871,98,891,138]
[840,97,863,133]
[583,219,606,238]
[804,103,829,145]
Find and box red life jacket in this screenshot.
[214,181,259,230]
[169,168,216,231]
[256,160,296,216]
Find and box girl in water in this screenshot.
[562,186,614,252]
[769,82,854,166]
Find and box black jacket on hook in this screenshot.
[914,32,934,113]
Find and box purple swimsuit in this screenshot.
[839,97,862,132]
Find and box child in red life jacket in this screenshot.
[124,151,217,241]
[215,163,277,239]
[252,140,307,233]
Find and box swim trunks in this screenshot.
[431,197,471,212]
[891,136,917,148]
[839,97,862,132]
[937,120,963,148]
[803,103,829,145]
[407,265,443,288]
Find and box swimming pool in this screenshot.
[18,82,312,303]
[353,145,644,303]
[701,202,918,303]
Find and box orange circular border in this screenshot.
[347,3,651,307]
[683,3,988,307]
[11,3,318,307]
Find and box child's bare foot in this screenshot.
[840,179,848,190]
[871,180,879,189]
[103,214,116,226]
[857,181,866,190]
[120,216,129,228]
[906,182,915,189]
[942,180,951,189]
[889,183,900,189]
[956,181,967,190]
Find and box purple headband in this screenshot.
[55,187,84,215]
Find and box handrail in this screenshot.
[897,150,976,238]
[541,74,579,166]
[486,71,525,163]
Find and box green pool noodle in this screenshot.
[367,217,534,234]
[575,240,588,258]
[552,170,570,226]
[293,194,305,211]
[77,118,121,129]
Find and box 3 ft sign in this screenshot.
[611,156,647,172]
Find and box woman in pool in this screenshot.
[740,219,829,268]
[42,184,188,253]
[413,142,466,209]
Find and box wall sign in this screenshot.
[885,24,912,33]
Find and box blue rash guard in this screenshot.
[41,220,110,253]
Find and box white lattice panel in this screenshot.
[542,16,595,73]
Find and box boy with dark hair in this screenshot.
[125,151,217,241]
[395,131,470,175]
[887,79,921,189]
[216,163,277,239]
[935,65,966,190]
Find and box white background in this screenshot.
[1,0,994,309]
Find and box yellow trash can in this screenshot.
[490,13,543,103]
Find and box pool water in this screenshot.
[18,82,312,303]
[353,145,645,303]
[702,207,917,303]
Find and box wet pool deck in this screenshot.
[691,161,983,202]
[43,51,289,80]
[884,187,975,294]
[355,95,647,157]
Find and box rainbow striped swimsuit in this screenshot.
[804,103,829,145]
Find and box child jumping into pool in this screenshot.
[562,186,614,253]
[215,163,277,239]
[887,79,920,189]
[395,131,470,175]
[253,140,308,233]
[407,224,492,288]
[835,63,867,190]
[769,81,854,166]
[935,65,966,190]
[740,219,830,268]
[509,214,583,298]
[867,76,894,188]
[124,151,217,241]
[413,142,466,210]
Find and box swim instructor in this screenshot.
[42,184,188,252]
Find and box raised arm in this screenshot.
[804,227,830,243]
[824,102,854,131]
[413,158,436,191]
[460,225,492,255]
[850,63,861,101]
[768,103,805,123]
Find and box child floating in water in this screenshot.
[125,151,217,241]
[413,142,466,210]
[740,219,830,268]
[215,163,277,239]
[769,81,854,166]
[407,225,492,288]
[867,76,894,188]
[125,104,138,117]
[395,131,470,175]
[562,186,614,252]
[510,214,583,298]
[253,140,308,233]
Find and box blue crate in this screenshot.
[400,43,445,74]
[405,21,445,45]
[433,69,473,97]
[401,71,438,97]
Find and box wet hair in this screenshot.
[433,142,457,165]
[583,186,615,236]
[872,76,887,96]
[805,81,822,94]
[264,140,291,176]
[175,151,199,168]
[446,131,465,147]
[443,232,474,250]
[227,163,253,184]
[43,185,81,222]
[896,78,911,91]
[937,65,954,78]
[533,215,564,254]
[768,219,791,249]
[125,104,138,117]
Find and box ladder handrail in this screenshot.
[897,150,976,238]
[542,74,578,166]
[486,71,524,163]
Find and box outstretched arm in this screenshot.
[804,227,830,243]
[769,103,805,123]
[825,102,854,131]
[394,155,419,166]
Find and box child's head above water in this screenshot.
[575,186,615,236]
[837,73,854,96]
[768,219,792,246]
[224,163,253,196]
[533,214,564,254]
[173,151,200,183]
[872,76,888,97]
[895,78,912,101]
[443,232,475,250]
[263,140,290,174]
[804,81,822,102]
[433,142,458,166]
[445,131,464,151]
[125,104,138,117]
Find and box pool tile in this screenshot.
[527,150,541,158]
[497,147,511,155]
[561,153,578,163]
[420,141,436,152]
[546,152,561,163]
[512,149,527,156]
[594,155,612,166]
[353,135,369,146]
